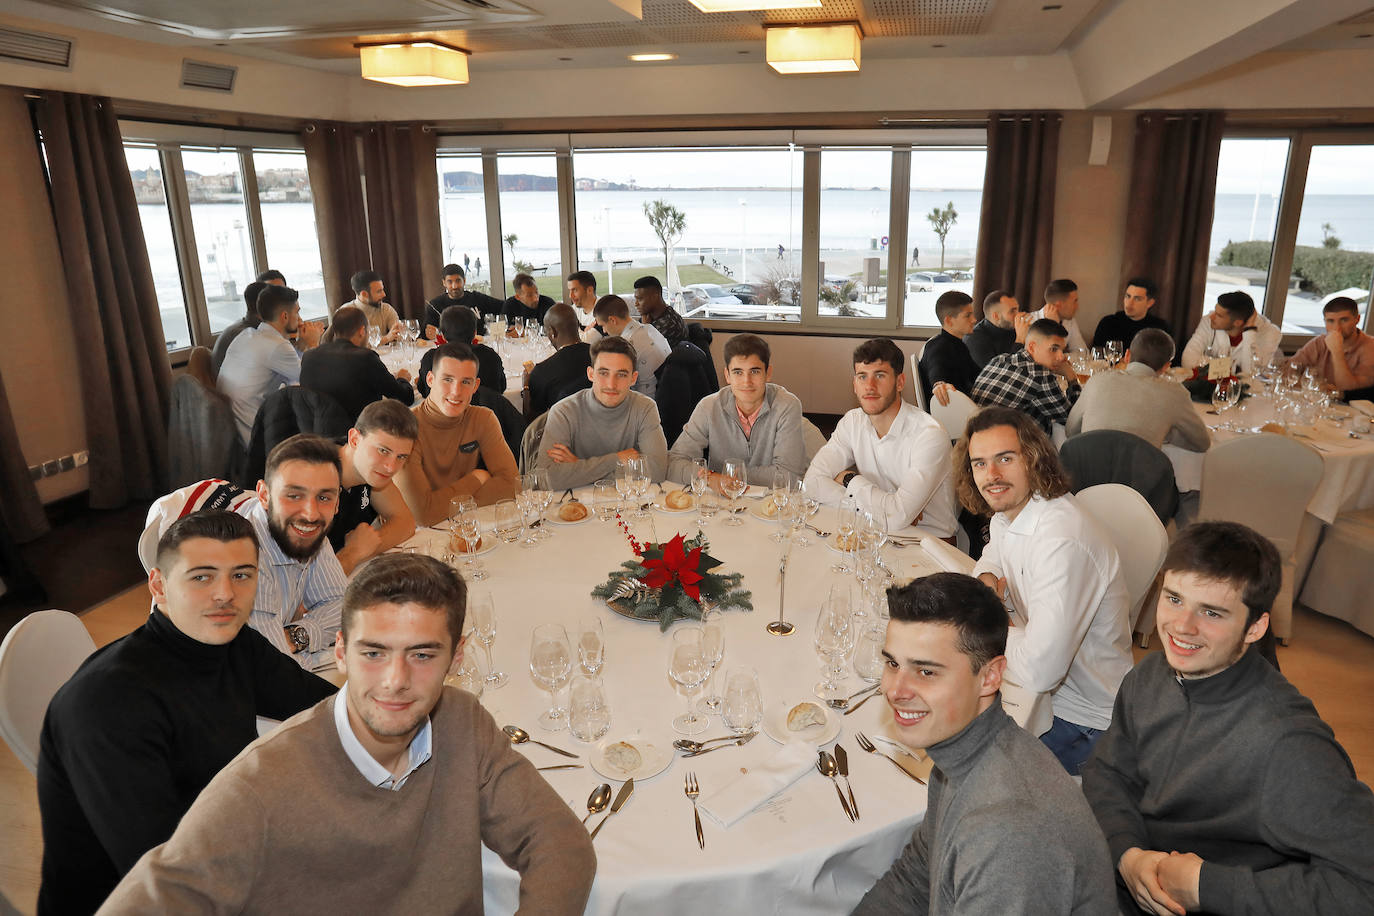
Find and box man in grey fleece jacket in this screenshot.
[536,335,669,490]
[853,573,1115,915]
[667,334,805,489]
[1083,521,1374,915]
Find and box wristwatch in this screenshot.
[841,471,859,488]
[284,624,310,654]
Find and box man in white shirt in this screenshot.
[566,269,601,340]
[954,406,1133,774]
[1031,278,1088,353]
[592,294,671,399]
[804,338,957,538]
[218,284,323,445]
[1181,290,1282,375]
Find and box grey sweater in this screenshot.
[535,388,669,489]
[1082,649,1374,915]
[666,384,806,486]
[853,701,1115,915]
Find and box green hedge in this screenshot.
[1217,240,1374,297]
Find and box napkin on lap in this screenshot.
[699,741,815,828]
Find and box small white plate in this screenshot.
[442,536,498,558]
[749,501,782,522]
[547,503,593,525]
[653,492,696,514]
[761,700,841,747]
[590,734,674,781]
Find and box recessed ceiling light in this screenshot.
[689,0,822,11]
[629,53,678,62]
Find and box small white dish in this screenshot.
[761,700,841,747]
[590,734,674,781]
[547,503,593,525]
[653,492,696,514]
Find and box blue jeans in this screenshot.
[1040,716,1102,775]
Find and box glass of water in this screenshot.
[568,674,611,742]
[722,667,763,736]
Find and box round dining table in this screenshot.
[397,493,953,915]
[375,334,554,409]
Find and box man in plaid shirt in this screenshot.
[972,319,1081,433]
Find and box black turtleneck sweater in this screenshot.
[37,608,335,915]
[1082,648,1374,915]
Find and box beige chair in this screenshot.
[908,350,928,413]
[1074,484,1169,644]
[519,411,549,474]
[1299,508,1374,638]
[801,417,827,464]
[930,387,979,441]
[0,610,96,774]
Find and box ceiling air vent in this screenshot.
[0,26,73,69]
[180,59,236,93]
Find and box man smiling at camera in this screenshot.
[852,573,1114,915]
[99,554,596,915]
[1082,522,1374,916]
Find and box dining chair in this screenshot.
[519,411,549,474]
[930,388,979,441]
[1059,429,1179,524]
[0,610,96,774]
[1300,507,1374,639]
[1074,484,1168,644]
[908,351,929,413]
[801,417,828,464]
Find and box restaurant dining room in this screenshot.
[2,0,1374,913]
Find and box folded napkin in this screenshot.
[1349,399,1374,418]
[699,740,816,828]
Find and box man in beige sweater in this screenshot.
[396,342,519,526]
[100,553,596,915]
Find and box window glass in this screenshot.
[572,146,803,321]
[125,145,191,350]
[437,153,490,293]
[253,150,326,320]
[1209,138,1291,328]
[901,148,986,327]
[816,149,891,319]
[1290,144,1374,335]
[181,149,255,334]
[496,153,559,294]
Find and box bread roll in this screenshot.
[665,489,694,510]
[786,701,826,732]
[833,530,858,551]
[604,741,642,773]
[760,494,779,518]
[450,533,483,554]
[558,501,589,522]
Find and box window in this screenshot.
[1291,144,1374,335]
[125,145,192,350]
[181,149,255,334]
[253,150,326,320]
[817,149,891,319]
[1209,138,1290,326]
[902,148,985,327]
[436,153,489,292]
[497,152,559,291]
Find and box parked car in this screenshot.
[728,283,764,305]
[907,271,955,292]
[678,283,743,311]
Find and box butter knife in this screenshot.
[834,745,859,818]
[589,778,634,840]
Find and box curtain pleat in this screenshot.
[361,123,440,323]
[303,121,370,309]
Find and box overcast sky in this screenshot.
[1214,137,1374,196]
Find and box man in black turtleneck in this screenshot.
[37,510,335,915]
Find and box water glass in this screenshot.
[722,667,763,736]
[468,590,507,688]
[813,585,855,701]
[529,623,573,731]
[577,616,605,675]
[853,622,887,683]
[493,499,523,545]
[697,607,726,712]
[445,649,485,698]
[668,625,710,735]
[593,478,620,521]
[568,674,611,742]
[367,325,382,350]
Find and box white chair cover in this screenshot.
[801,417,828,464]
[0,610,96,774]
[908,352,928,413]
[1074,484,1168,638]
[930,388,979,441]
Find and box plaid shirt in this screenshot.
[972,349,1080,433]
[650,306,689,349]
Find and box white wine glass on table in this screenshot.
[627,456,651,520]
[468,590,508,689]
[669,625,710,735]
[615,459,634,515]
[455,515,488,581]
[768,469,793,542]
[813,585,855,701]
[722,666,763,736]
[577,616,605,676]
[367,325,382,350]
[493,498,523,546]
[691,459,711,528]
[516,474,541,548]
[697,606,726,713]
[449,494,476,529]
[529,623,573,731]
[831,501,858,573]
[721,461,748,527]
[533,467,555,541]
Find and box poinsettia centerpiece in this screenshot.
[591,522,751,630]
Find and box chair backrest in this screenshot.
[520,411,549,473]
[685,321,717,383]
[0,610,97,774]
[909,351,929,413]
[1198,434,1323,554]
[1074,484,1168,629]
[168,374,242,488]
[186,345,217,388]
[472,386,527,462]
[240,386,353,488]
[1059,429,1180,523]
[655,341,717,447]
[801,416,828,464]
[930,387,978,440]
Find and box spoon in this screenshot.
[503,724,579,759]
[827,683,879,710]
[817,750,855,821]
[673,732,755,753]
[581,783,612,824]
[681,733,757,757]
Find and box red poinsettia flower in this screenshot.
[640,534,705,601]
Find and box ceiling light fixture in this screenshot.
[765,22,862,74]
[356,40,469,87]
[690,0,822,11]
[629,52,678,61]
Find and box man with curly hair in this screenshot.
[952,407,1133,774]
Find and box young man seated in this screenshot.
[591,294,672,398]
[667,333,805,490]
[972,318,1081,434]
[418,305,505,399]
[1287,295,1374,399]
[299,305,413,421]
[1031,278,1088,353]
[1083,521,1374,915]
[329,399,419,574]
[1181,290,1282,376]
[917,290,981,406]
[522,303,592,419]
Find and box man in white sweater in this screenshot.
[954,406,1133,774]
[1181,290,1282,375]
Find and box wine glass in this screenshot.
[1104,339,1123,368]
[625,457,650,520]
[690,459,711,527]
[366,325,382,350]
[697,607,726,713]
[516,474,541,548]
[455,516,488,581]
[668,624,710,735]
[831,500,858,573]
[493,499,523,545]
[576,616,605,676]
[444,648,485,698]
[768,469,793,542]
[614,459,634,511]
[449,494,476,528]
[593,478,619,521]
[468,590,507,689]
[532,467,554,541]
[529,623,573,731]
[813,585,855,701]
[722,667,763,736]
[720,460,748,527]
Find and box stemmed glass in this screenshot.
[450,515,488,581]
[697,606,726,713]
[626,457,650,519]
[468,590,508,689]
[490,315,507,340]
[668,625,710,735]
[576,616,605,676]
[516,474,541,548]
[1104,339,1123,368]
[1212,377,1241,431]
[721,460,748,527]
[532,468,555,540]
[449,494,476,528]
[831,501,858,573]
[529,623,573,730]
[367,325,382,350]
[615,459,635,516]
[722,667,763,736]
[768,469,793,542]
[691,459,711,528]
[813,585,855,701]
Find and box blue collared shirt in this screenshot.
[332,688,433,790]
[217,323,302,445]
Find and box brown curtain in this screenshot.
[360,123,442,323]
[304,121,370,308]
[973,112,1062,314]
[1120,111,1225,336]
[36,91,171,509]
[0,366,49,542]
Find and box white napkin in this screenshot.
[1348,399,1374,418]
[698,740,816,828]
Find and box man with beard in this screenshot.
[329,399,418,575]
[38,510,335,915]
[804,337,957,538]
[218,284,324,446]
[241,434,348,671]
[343,270,401,343]
[101,554,596,914]
[964,289,1029,369]
[424,263,503,338]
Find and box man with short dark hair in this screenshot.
[219,284,324,445]
[536,335,669,489]
[504,272,556,326]
[668,333,805,489]
[256,269,287,286]
[633,275,689,348]
[854,573,1115,914]
[211,280,267,374]
[100,553,597,914]
[524,303,592,418]
[38,510,334,915]
[1067,328,1210,451]
[425,263,503,338]
[972,318,1081,434]
[1092,277,1172,351]
[918,290,981,406]
[592,294,671,398]
[964,289,1029,369]
[299,305,414,421]
[330,399,418,575]
[1031,278,1087,353]
[344,270,400,343]
[1182,290,1282,376]
[418,305,505,398]
[1083,521,1374,916]
[804,338,957,537]
[954,408,1132,773]
[1288,296,1374,398]
[566,270,600,336]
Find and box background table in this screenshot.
[375,335,554,409]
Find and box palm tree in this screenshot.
[926,202,958,270]
[503,233,519,263]
[643,199,686,278]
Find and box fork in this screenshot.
[806,523,832,537]
[685,772,704,849]
[682,734,754,758]
[855,731,925,785]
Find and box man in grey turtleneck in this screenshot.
[852,573,1115,915]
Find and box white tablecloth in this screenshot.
[399,500,945,915]
[374,336,554,409]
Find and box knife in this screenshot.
[535,764,584,771]
[589,778,634,840]
[834,745,859,818]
